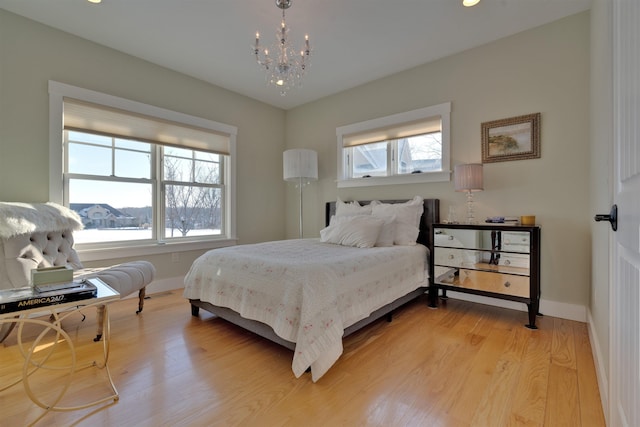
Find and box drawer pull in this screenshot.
[504,281,511,288]
[448,254,455,259]
[448,235,454,240]
[504,260,511,266]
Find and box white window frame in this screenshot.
[48,81,237,261]
[336,102,451,188]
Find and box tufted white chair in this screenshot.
[0,202,155,342]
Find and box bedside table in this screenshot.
[429,223,541,329]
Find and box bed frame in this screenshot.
[189,198,440,351]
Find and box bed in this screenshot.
[184,198,440,381]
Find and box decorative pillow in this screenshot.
[335,198,372,217]
[371,196,424,245]
[392,222,421,246]
[320,215,384,248]
[374,215,396,247]
[328,214,395,247]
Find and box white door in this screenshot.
[610,0,640,425]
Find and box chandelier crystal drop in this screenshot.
[252,0,311,96]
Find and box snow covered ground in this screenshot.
[73,228,219,244]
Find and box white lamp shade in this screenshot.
[283,149,318,181]
[454,163,484,192]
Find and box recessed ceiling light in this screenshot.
[463,0,480,6]
[87,0,102,4]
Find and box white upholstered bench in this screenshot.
[0,202,155,341]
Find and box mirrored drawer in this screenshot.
[498,253,530,269]
[439,269,530,298]
[434,229,482,249]
[502,231,530,253]
[434,247,482,268]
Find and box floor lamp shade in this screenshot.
[283,149,318,181]
[284,149,318,238]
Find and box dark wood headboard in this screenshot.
[325,199,440,249]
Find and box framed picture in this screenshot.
[481,113,541,163]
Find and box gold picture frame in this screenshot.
[481,113,541,163]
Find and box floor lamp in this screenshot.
[283,149,318,238]
[454,163,484,224]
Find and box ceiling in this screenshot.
[0,0,591,110]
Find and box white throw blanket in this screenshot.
[0,202,83,239]
[183,238,428,381]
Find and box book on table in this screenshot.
[0,281,98,314]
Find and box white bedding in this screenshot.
[183,238,429,381]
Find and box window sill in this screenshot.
[337,171,451,188]
[77,238,238,262]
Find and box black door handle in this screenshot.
[594,204,617,231]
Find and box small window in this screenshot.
[397,133,442,174]
[337,103,451,187]
[351,141,387,178]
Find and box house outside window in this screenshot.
[49,81,237,255]
[336,102,451,187]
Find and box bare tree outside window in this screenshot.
[398,133,442,174]
[164,149,222,238]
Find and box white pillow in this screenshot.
[328,214,395,247]
[320,215,384,248]
[374,215,396,247]
[393,222,421,246]
[371,196,424,245]
[335,198,372,217]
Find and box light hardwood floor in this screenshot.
[1,290,605,427]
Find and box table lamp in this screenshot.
[454,163,483,224]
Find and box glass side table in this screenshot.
[0,278,120,425]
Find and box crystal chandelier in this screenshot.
[253,0,311,96]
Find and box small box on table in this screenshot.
[30,265,74,287]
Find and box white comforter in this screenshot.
[183,238,428,381]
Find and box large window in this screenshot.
[65,131,225,245]
[49,81,237,254]
[336,103,451,187]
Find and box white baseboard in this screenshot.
[538,298,587,322]
[441,290,587,322]
[119,276,184,300]
[147,276,185,294]
[587,309,609,426]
